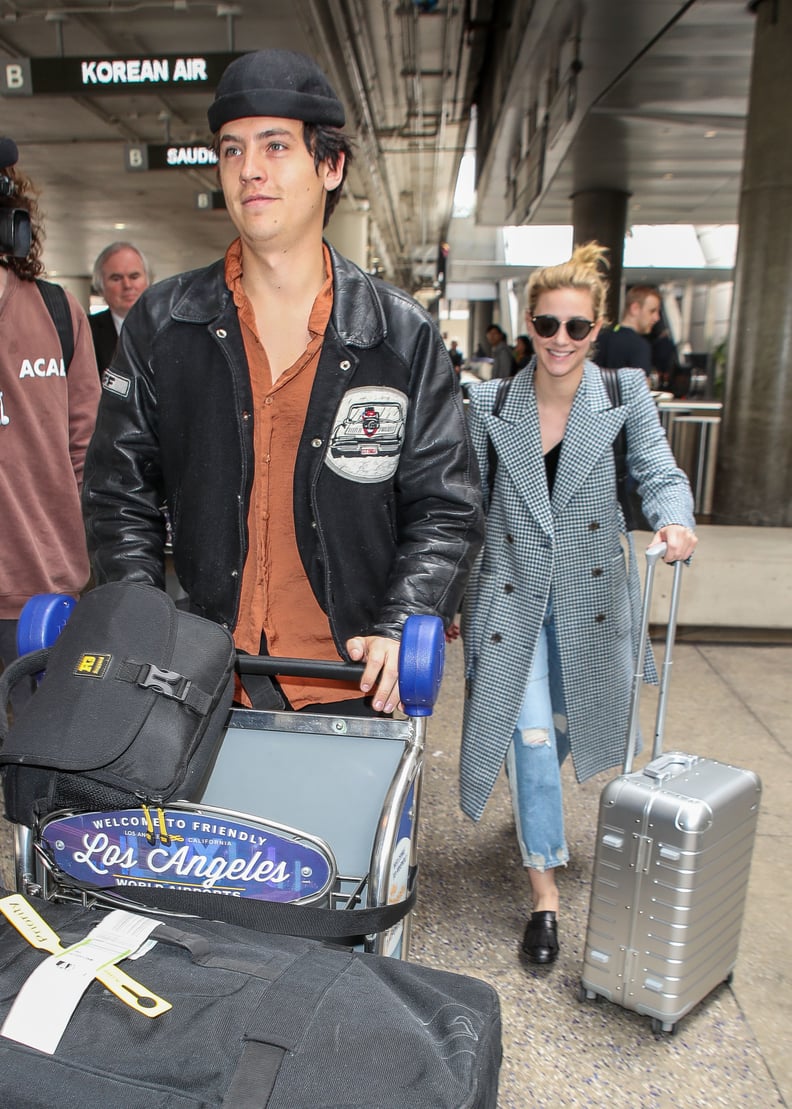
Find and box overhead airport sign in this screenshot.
[125,144,218,172]
[1,52,243,97]
[196,190,226,210]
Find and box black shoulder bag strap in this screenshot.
[64,870,418,945]
[486,376,512,505]
[599,366,636,530]
[36,279,75,372]
[0,648,50,741]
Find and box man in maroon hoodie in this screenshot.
[0,138,100,714]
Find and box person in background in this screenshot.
[448,339,464,370]
[485,323,515,379]
[0,137,100,714]
[593,284,661,377]
[89,241,151,374]
[512,333,533,371]
[649,318,688,395]
[82,50,483,717]
[460,243,696,967]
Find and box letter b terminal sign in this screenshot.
[125,145,149,172]
[1,60,32,95]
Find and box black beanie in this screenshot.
[208,49,345,133]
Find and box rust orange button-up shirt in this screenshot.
[226,240,364,709]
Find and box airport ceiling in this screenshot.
[0,0,756,295]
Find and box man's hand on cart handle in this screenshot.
[649,523,698,563]
[346,635,401,714]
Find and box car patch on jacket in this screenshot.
[325,387,408,483]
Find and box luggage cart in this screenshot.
[11,596,445,959]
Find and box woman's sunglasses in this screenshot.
[531,315,595,341]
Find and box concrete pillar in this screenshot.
[54,275,92,311]
[470,300,496,356]
[713,0,792,526]
[571,188,630,325]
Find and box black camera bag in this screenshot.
[0,581,236,826]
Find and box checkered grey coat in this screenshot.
[459,361,695,822]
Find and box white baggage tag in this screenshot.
[0,894,171,1020]
[2,908,162,1055]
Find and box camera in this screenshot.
[0,136,31,258]
[0,206,31,257]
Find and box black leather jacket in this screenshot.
[83,244,483,653]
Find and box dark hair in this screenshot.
[0,166,45,280]
[302,123,354,226]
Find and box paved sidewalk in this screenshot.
[0,632,787,1107]
[408,636,790,1108]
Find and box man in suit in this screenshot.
[89,242,151,374]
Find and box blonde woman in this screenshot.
[460,243,697,965]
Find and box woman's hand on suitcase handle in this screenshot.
[650,523,698,563]
[346,634,401,713]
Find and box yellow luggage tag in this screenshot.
[0,894,171,1018]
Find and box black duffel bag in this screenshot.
[0,893,502,1108]
[0,582,236,826]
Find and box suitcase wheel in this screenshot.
[576,983,601,1004]
[651,1017,680,1036]
[16,592,77,655]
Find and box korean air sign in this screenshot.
[1,52,243,96]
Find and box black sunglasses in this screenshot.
[531,315,595,341]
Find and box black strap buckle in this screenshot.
[138,663,191,702]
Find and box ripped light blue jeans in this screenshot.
[505,605,570,871]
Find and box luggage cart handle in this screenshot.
[623,542,684,774]
[237,613,445,718]
[16,598,445,718]
[234,612,443,684]
[237,656,364,681]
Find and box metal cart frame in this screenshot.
[11,607,444,960]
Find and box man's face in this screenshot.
[217,116,344,252]
[100,247,149,318]
[634,294,662,335]
[486,327,502,347]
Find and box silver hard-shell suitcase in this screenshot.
[579,544,762,1034]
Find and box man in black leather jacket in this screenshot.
[82,49,483,716]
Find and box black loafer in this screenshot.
[522,911,559,964]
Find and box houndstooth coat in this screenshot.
[459,361,695,823]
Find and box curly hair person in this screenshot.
[0,165,46,281]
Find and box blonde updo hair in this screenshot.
[525,241,610,324]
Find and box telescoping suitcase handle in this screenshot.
[623,542,685,774]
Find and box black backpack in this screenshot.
[36,278,74,370]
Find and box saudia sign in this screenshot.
[125,144,218,172]
[1,52,243,96]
